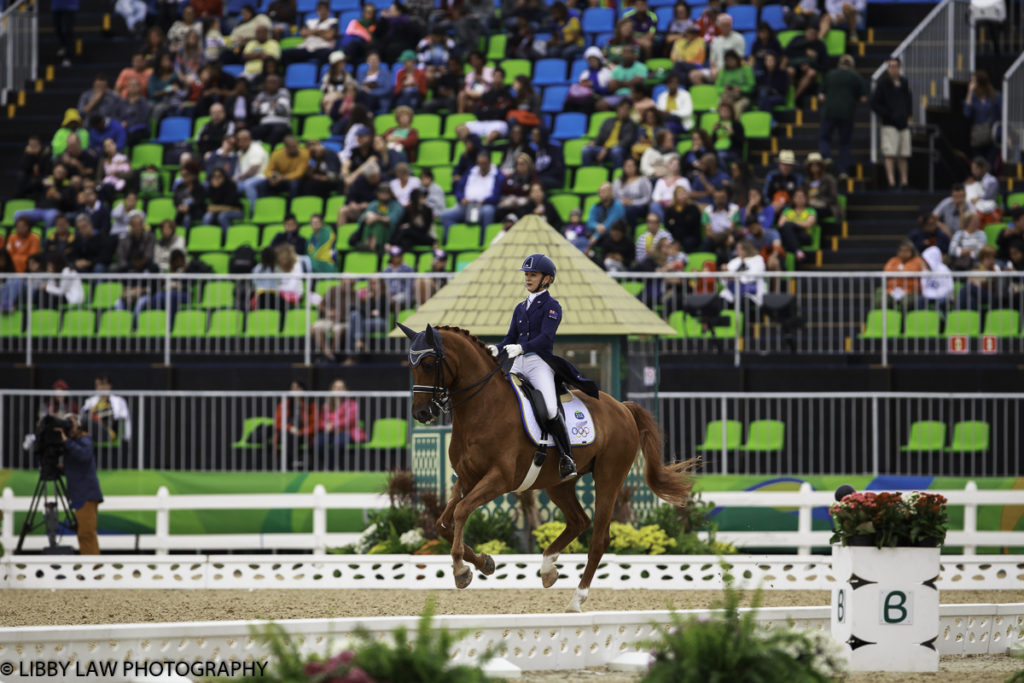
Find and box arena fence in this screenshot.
[1002,49,1024,165]
[632,392,1024,478]
[1,270,1021,365]
[869,0,975,164]
[4,482,1022,555]
[0,0,37,106]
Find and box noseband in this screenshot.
[410,335,503,417]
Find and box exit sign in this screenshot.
[948,336,969,354]
[981,336,999,354]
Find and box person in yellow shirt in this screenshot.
[259,135,311,197]
[549,2,585,60]
[242,24,281,77]
[669,24,707,81]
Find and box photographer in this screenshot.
[56,414,103,555]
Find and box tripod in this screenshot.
[16,472,78,554]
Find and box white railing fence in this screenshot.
[0,389,411,472]
[3,481,1023,556]
[870,0,975,164]
[630,391,1024,478]
[1002,49,1024,165]
[1,271,1021,364]
[0,0,37,106]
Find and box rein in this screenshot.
[412,354,505,416]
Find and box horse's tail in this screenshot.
[624,401,700,508]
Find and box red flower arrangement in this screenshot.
[829,490,948,548]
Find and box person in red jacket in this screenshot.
[392,50,427,110]
[275,380,319,469]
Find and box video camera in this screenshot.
[34,414,74,481]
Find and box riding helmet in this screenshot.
[519,253,556,277]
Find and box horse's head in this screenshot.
[398,322,450,424]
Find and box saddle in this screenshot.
[511,373,568,431]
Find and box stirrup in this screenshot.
[558,454,578,481]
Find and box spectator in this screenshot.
[966,156,1000,219]
[115,53,152,98]
[871,57,912,190]
[413,248,448,303]
[355,51,390,114]
[416,27,454,88]
[282,0,337,66]
[441,151,503,232]
[613,158,653,226]
[604,17,639,66]
[456,51,494,114]
[87,114,127,153]
[582,98,637,168]
[75,185,111,235]
[314,379,366,461]
[635,213,674,267]
[130,248,190,322]
[339,161,382,224]
[81,375,132,445]
[623,0,658,57]
[17,163,77,228]
[818,54,866,178]
[348,278,390,352]
[720,239,767,306]
[253,243,303,309]
[110,193,144,238]
[547,2,584,59]
[301,139,341,198]
[744,217,785,271]
[356,185,402,252]
[340,125,376,186]
[68,214,113,272]
[762,149,804,202]
[655,72,694,133]
[956,245,1000,310]
[996,208,1024,262]
[338,3,375,65]
[275,380,318,468]
[174,30,205,85]
[418,168,446,217]
[259,136,308,199]
[518,182,564,231]
[383,246,415,309]
[78,75,122,120]
[755,52,790,113]
[0,254,45,312]
[776,186,817,263]
[701,187,740,257]
[5,218,41,273]
[740,187,776,231]
[269,214,308,255]
[663,186,703,253]
[689,153,729,204]
[749,22,782,71]
[665,0,695,44]
[228,5,271,47]
[118,79,152,147]
[531,127,565,191]
[931,183,976,237]
[148,52,187,122]
[821,0,865,44]
[97,138,132,200]
[167,4,202,50]
[563,209,589,251]
[383,106,420,163]
[804,152,839,223]
[153,219,185,272]
[1001,240,1024,307]
[421,54,461,115]
[715,50,755,116]
[242,24,280,78]
[233,128,268,206]
[963,70,1001,162]
[51,109,90,156]
[669,24,706,83]
[312,282,350,360]
[393,188,436,252]
[466,67,514,141]
[113,213,155,271]
[587,182,627,246]
[909,213,951,255]
[509,75,541,128]
[691,14,745,85]
[641,130,681,180]
[196,102,235,156]
[393,49,427,109]
[321,50,356,115]
[58,131,99,180]
[60,414,103,555]
[879,240,925,308]
[604,45,649,107]
[250,74,291,145]
[596,219,635,272]
[566,46,612,114]
[201,166,243,231]
[683,130,711,173]
[784,25,827,105]
[42,214,76,262]
[917,245,954,311]
[498,154,539,214]
[948,211,986,270]
[173,161,206,227]
[302,214,334,273]
[53,0,78,66]
[711,101,746,165]
[497,124,531,177]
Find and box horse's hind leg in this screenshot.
[436,481,495,576]
[539,480,591,588]
[448,471,504,588]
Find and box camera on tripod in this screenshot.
[34,414,74,480]
[16,414,78,554]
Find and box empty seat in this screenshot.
[696,420,743,451]
[859,309,901,339]
[171,310,208,337]
[902,310,941,338]
[983,309,1020,337]
[284,62,318,89]
[900,420,946,451]
[945,421,990,452]
[245,309,281,336]
[533,59,567,86]
[152,117,191,144]
[551,112,588,141]
[739,420,785,451]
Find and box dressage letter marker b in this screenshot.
[881,590,912,624]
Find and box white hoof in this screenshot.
[540,553,559,587]
[566,587,588,613]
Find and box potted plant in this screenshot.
[829,491,947,548]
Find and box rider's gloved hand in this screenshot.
[504,344,524,359]
[487,344,499,357]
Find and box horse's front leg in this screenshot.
[436,481,495,576]
[448,470,504,588]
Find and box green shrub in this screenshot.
[463,507,518,551]
[608,522,676,555]
[532,521,585,553]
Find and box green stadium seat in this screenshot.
[416,140,453,166]
[696,419,743,451]
[28,310,59,337]
[486,34,506,62]
[191,115,210,141]
[983,222,1005,246]
[260,224,284,248]
[130,143,163,169]
[362,417,408,449]
[301,114,332,140]
[245,309,281,336]
[208,309,243,336]
[374,113,398,135]
[572,167,609,194]
[431,166,453,193]
[291,195,324,223]
[343,251,379,272]
[500,58,532,81]
[96,310,133,337]
[550,194,580,222]
[455,251,480,271]
[412,113,442,139]
[777,30,800,48]
[442,113,476,139]
[0,311,24,336]
[443,223,481,250]
[825,30,846,56]
[700,111,720,133]
[199,252,230,273]
[232,416,275,449]
[741,111,772,139]
[314,279,341,297]
[902,310,941,338]
[279,35,304,49]
[337,223,359,249]
[282,309,309,337]
[712,309,743,339]
[252,197,287,224]
[59,310,95,337]
[325,196,347,223]
[90,282,123,309]
[171,309,208,337]
[2,199,35,226]
[187,225,224,252]
[900,420,946,451]
[482,222,502,245]
[563,139,586,167]
[586,111,615,138]
[685,252,716,272]
[944,310,980,337]
[689,85,719,111]
[860,309,901,339]
[945,421,990,452]
[983,309,1020,337]
[200,281,235,308]
[136,310,167,337]
[620,281,644,297]
[293,88,323,116]
[225,224,260,250]
[666,310,688,337]
[1006,192,1024,209]
[146,198,177,225]
[739,420,785,451]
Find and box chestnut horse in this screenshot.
[398,323,697,612]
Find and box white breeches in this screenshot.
[512,353,558,419]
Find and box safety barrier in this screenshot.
[4,482,1022,555]
[0,0,37,106]
[1002,50,1024,164]
[869,0,975,164]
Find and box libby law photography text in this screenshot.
[0,659,268,678]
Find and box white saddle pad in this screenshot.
[509,375,595,448]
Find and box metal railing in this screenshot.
[0,389,411,472]
[0,0,38,106]
[869,0,975,164]
[1001,49,1024,165]
[628,391,1024,478]
[1,270,1022,365]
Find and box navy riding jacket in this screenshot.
[498,290,561,357]
[64,435,103,510]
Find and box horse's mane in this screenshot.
[435,325,499,367]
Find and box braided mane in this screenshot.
[436,325,499,366]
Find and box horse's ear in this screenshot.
[397,322,418,339]
[424,324,437,347]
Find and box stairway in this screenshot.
[0,0,137,190]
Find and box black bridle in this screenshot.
[406,325,504,418]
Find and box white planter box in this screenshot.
[830,544,940,672]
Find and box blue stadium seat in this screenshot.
[285,62,318,90]
[655,6,674,30]
[742,31,756,57]
[761,4,786,31]
[551,112,587,141]
[592,31,614,47]
[366,0,390,9]
[533,58,568,86]
[569,58,588,83]
[338,9,360,27]
[329,0,359,9]
[222,63,244,78]
[541,86,569,113]
[296,0,317,13]
[727,4,757,31]
[153,116,191,144]
[582,7,615,35]
[649,0,675,6]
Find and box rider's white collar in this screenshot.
[526,291,543,308]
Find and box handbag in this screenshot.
[567,83,594,102]
[507,109,541,127]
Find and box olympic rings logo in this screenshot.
[571,426,590,437]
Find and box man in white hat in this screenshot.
[762,150,804,202]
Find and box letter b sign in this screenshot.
[880,590,913,624]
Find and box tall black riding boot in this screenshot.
[547,414,577,481]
